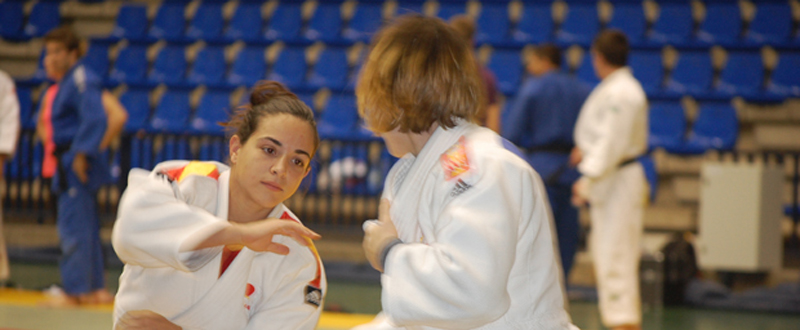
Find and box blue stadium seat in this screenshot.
[317,94,370,140]
[198,138,228,163]
[576,51,600,87]
[110,4,148,40]
[17,134,32,180]
[304,2,343,42]
[673,102,738,154]
[343,2,383,42]
[191,90,230,135]
[130,136,154,170]
[265,2,303,41]
[437,1,466,20]
[24,2,60,38]
[607,2,646,43]
[267,46,306,89]
[148,3,186,41]
[476,2,510,44]
[188,46,226,86]
[120,88,151,133]
[648,2,693,45]
[395,1,424,15]
[227,46,266,87]
[16,87,34,130]
[696,1,742,45]
[487,49,523,95]
[296,91,316,112]
[224,3,263,42]
[629,50,663,93]
[149,46,187,85]
[715,51,763,96]
[555,3,599,45]
[150,90,191,133]
[648,101,686,151]
[308,47,349,89]
[665,50,713,95]
[745,2,793,45]
[0,2,24,39]
[767,52,800,96]
[513,3,553,43]
[82,43,110,78]
[109,45,148,84]
[186,2,224,40]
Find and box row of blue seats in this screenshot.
[4,0,798,48]
[15,85,374,140]
[22,37,800,100]
[574,49,800,100]
[99,1,800,47]
[648,101,738,155]
[100,43,360,91]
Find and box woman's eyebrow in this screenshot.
[261,137,310,158]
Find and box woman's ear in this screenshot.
[229,135,241,165]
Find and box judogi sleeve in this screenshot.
[381,155,528,329]
[577,92,640,179]
[0,74,20,156]
[244,240,325,330]
[112,168,229,272]
[70,67,106,155]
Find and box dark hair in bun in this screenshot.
[223,80,319,160]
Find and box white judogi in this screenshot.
[574,67,648,327]
[112,160,325,330]
[0,70,20,282]
[354,122,577,330]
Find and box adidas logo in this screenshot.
[450,179,472,197]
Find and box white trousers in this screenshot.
[0,178,8,281]
[588,163,647,327]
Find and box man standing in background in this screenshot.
[0,69,20,288]
[36,26,112,306]
[502,44,592,281]
[572,30,649,330]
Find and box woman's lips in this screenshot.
[262,181,283,192]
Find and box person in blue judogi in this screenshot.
[502,44,592,281]
[37,26,111,305]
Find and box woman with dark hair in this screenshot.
[112,81,326,330]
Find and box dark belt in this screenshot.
[525,143,574,154]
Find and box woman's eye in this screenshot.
[293,159,305,167]
[263,147,275,154]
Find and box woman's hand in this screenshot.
[116,310,181,330]
[363,199,399,272]
[237,219,321,254]
[186,219,321,254]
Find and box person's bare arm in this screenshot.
[99,90,128,150]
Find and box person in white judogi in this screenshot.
[0,69,20,286]
[112,81,326,330]
[571,30,649,330]
[354,16,578,330]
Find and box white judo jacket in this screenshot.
[574,67,648,187]
[356,123,577,330]
[0,70,19,158]
[112,160,325,330]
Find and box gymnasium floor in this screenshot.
[1,263,800,330]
